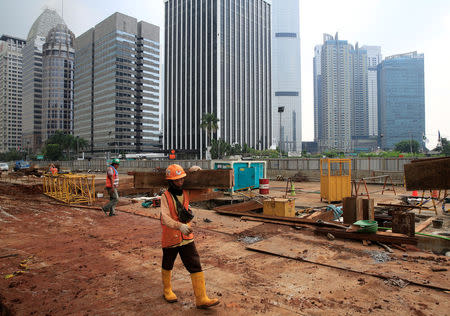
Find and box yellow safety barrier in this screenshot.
[43,173,96,205]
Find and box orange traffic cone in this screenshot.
[412,191,418,197]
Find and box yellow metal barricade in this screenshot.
[320,158,351,203]
[43,173,96,205]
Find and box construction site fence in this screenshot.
[15,157,415,183]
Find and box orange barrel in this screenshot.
[259,178,269,195]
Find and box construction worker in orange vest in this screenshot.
[49,164,58,175]
[160,164,220,309]
[102,158,120,216]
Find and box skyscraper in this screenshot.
[361,45,381,137]
[0,35,26,153]
[74,12,161,155]
[377,51,425,150]
[315,34,369,152]
[271,0,301,154]
[351,44,368,138]
[164,0,272,158]
[22,9,65,152]
[318,33,353,152]
[42,24,75,141]
[313,45,322,143]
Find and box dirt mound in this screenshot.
[291,171,308,182]
[0,183,42,195]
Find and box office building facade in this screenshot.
[271,0,301,154]
[377,52,425,150]
[361,45,381,137]
[74,12,161,155]
[313,44,322,143]
[22,9,65,152]
[164,0,272,158]
[42,24,75,141]
[318,33,353,152]
[315,34,370,152]
[0,35,26,153]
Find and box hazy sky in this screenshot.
[1,0,449,149]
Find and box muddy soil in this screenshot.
[0,182,449,315]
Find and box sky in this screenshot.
[1,0,449,149]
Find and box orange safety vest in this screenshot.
[50,167,58,175]
[161,190,194,248]
[106,166,119,188]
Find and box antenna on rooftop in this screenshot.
[62,0,64,19]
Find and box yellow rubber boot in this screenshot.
[190,271,220,309]
[162,269,177,303]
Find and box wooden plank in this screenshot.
[343,196,364,224]
[315,227,417,244]
[404,157,450,190]
[306,210,335,221]
[215,208,349,229]
[241,216,310,228]
[415,217,435,233]
[343,196,356,224]
[392,211,415,237]
[377,203,431,210]
[362,198,375,220]
[133,169,234,189]
[213,200,263,213]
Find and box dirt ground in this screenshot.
[0,177,449,315]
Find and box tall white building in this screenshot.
[319,33,353,152]
[22,9,65,152]
[361,45,381,136]
[0,35,26,153]
[163,0,272,158]
[271,0,302,154]
[313,45,322,143]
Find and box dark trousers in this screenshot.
[162,241,202,273]
[103,187,119,214]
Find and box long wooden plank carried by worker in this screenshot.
[315,227,417,245]
[404,157,450,190]
[133,169,234,189]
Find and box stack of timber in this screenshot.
[132,169,234,189]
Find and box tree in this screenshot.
[0,149,25,162]
[394,139,420,153]
[44,144,63,161]
[434,137,450,156]
[44,131,89,160]
[200,113,219,147]
[210,139,231,159]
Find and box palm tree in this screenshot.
[200,113,219,147]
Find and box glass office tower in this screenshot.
[377,52,425,150]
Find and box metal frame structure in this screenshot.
[43,174,96,205]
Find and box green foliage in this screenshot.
[0,149,26,162]
[200,113,219,147]
[44,144,63,161]
[43,131,89,160]
[434,137,450,156]
[394,139,420,153]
